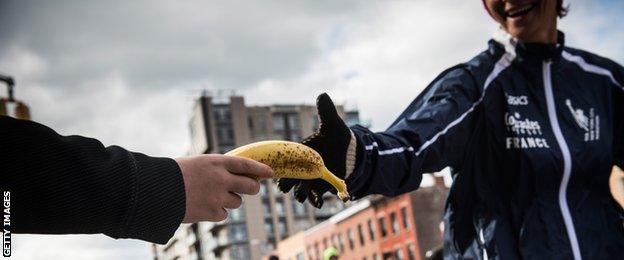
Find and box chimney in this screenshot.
[434,175,445,187]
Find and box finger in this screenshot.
[211,208,228,222]
[309,189,324,208]
[316,93,343,129]
[228,173,261,195]
[313,180,334,195]
[277,178,299,193]
[294,182,311,203]
[224,156,274,179]
[301,132,324,151]
[223,192,243,209]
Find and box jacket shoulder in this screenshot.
[562,47,624,86]
[424,49,504,101]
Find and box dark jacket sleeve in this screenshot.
[609,63,624,169]
[0,116,186,244]
[346,66,481,199]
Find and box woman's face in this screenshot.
[485,0,558,43]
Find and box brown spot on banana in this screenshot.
[225,140,350,202]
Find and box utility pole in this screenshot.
[1,74,31,120]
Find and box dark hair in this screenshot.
[557,0,569,17]
[268,255,279,260]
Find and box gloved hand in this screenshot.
[277,93,356,208]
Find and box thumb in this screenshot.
[316,93,345,132]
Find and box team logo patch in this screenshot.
[504,112,550,149]
[565,99,600,141]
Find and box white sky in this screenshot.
[2,0,623,259]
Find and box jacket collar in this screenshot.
[491,28,565,63]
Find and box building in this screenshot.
[276,176,449,260]
[155,92,361,260]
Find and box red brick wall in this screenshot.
[304,206,380,260]
[376,194,421,260]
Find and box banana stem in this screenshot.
[320,167,350,202]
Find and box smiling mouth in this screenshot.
[505,3,537,18]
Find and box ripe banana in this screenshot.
[225,140,350,202]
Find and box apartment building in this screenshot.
[276,176,449,260]
[155,92,360,260]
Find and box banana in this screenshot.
[225,140,350,202]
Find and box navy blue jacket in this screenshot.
[346,30,624,259]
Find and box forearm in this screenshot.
[345,125,428,199]
[1,116,185,244]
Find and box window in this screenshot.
[287,114,300,130]
[379,217,388,238]
[276,199,285,216]
[396,248,405,260]
[338,233,345,252]
[315,243,320,260]
[289,132,301,141]
[312,116,320,130]
[273,115,285,130]
[229,224,247,242]
[214,107,231,121]
[357,224,365,246]
[332,234,340,249]
[347,228,355,250]
[229,245,250,260]
[367,219,376,241]
[248,116,254,130]
[407,244,416,260]
[296,253,305,260]
[292,200,307,216]
[264,221,273,237]
[229,207,244,221]
[278,219,287,236]
[401,207,410,230]
[390,212,399,235]
[262,202,271,217]
[373,253,379,260]
[257,116,267,132]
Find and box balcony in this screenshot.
[212,236,248,255]
[209,218,245,234]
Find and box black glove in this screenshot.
[277,93,354,208]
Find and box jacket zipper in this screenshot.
[542,60,582,260]
[479,227,489,260]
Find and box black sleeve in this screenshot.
[346,67,481,198]
[0,116,186,244]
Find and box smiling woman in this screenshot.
[482,0,565,43]
[280,1,624,260]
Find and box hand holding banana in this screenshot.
[225,140,350,201]
[225,93,353,208]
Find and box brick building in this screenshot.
[276,176,449,260]
[154,92,362,260]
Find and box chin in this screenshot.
[506,25,540,42]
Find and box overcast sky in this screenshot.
[2,0,623,259]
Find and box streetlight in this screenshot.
[1,74,31,120]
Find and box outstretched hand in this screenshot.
[176,154,274,223]
[277,93,354,208]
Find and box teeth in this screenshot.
[508,4,533,16]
